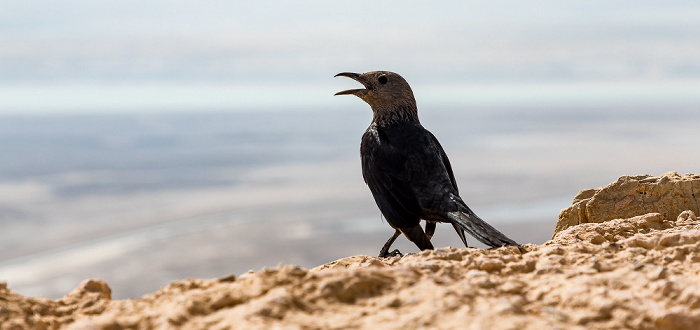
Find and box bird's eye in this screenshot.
[378,76,388,84]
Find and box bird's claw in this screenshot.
[378,249,403,258]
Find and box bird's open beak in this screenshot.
[334,72,372,95]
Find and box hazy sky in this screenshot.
[1,1,699,112]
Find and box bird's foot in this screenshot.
[378,249,403,258]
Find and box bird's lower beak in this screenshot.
[334,72,372,95]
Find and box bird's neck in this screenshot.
[371,104,420,126]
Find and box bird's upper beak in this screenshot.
[334,72,372,95]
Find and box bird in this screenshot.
[334,70,519,257]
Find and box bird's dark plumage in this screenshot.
[335,71,518,257]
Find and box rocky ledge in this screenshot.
[2,174,700,329]
[555,172,700,236]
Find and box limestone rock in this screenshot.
[4,174,700,329]
[0,279,112,330]
[555,172,700,236]
[2,213,700,329]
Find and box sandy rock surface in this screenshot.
[555,172,700,236]
[3,175,700,329]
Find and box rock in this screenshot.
[555,172,700,236]
[3,213,700,330]
[2,174,700,329]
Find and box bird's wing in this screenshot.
[361,127,422,229]
[427,131,458,193]
[427,130,472,247]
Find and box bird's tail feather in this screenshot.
[447,209,518,248]
[451,223,469,248]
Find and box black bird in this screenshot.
[335,71,518,257]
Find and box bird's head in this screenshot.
[334,71,418,122]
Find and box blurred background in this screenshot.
[1,1,699,299]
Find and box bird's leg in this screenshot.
[425,221,436,240]
[378,229,403,257]
[401,225,434,251]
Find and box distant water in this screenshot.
[0,110,364,193]
[1,105,698,299]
